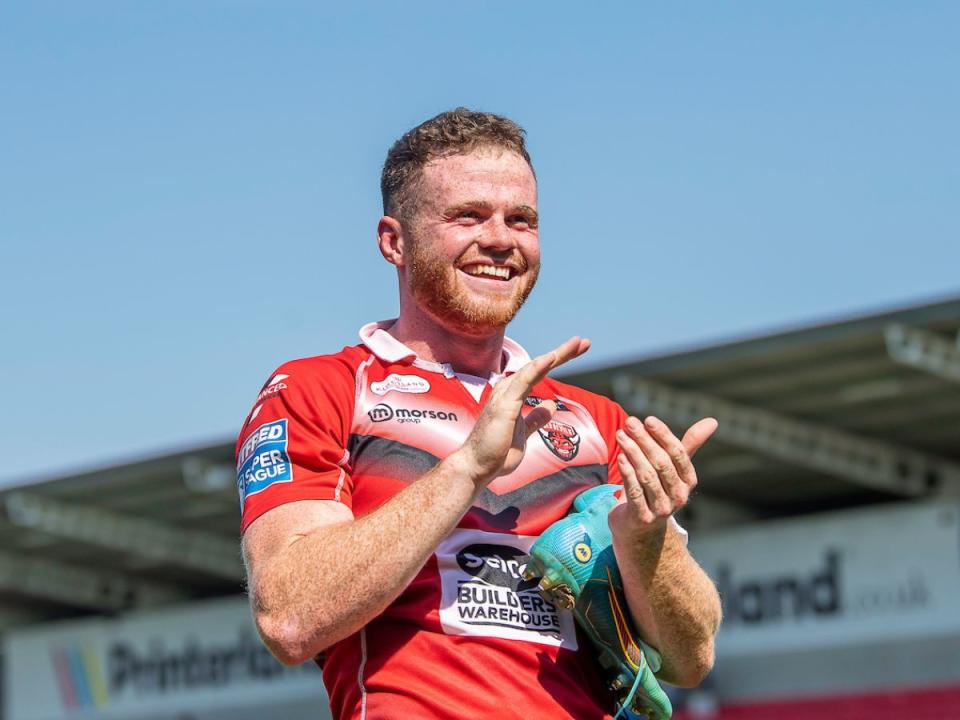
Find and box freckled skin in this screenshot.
[381,149,542,376]
[404,150,541,335]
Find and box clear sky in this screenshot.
[2,1,958,483]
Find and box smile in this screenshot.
[459,264,516,281]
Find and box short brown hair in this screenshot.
[381,107,533,218]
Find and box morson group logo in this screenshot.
[538,420,580,461]
[368,403,459,425]
[368,403,395,422]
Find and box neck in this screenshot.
[389,311,507,377]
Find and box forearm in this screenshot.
[611,519,721,687]
[251,450,480,664]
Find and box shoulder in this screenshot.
[261,345,375,403]
[541,377,624,414]
[239,345,372,434]
[272,344,370,383]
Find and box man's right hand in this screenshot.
[458,336,590,485]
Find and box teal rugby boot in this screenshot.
[521,484,673,720]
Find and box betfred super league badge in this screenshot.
[538,420,580,461]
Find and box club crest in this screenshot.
[538,420,580,461]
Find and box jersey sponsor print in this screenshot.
[436,529,578,649]
[236,419,292,508]
[370,373,431,396]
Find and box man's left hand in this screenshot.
[609,415,718,535]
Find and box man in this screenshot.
[238,108,721,719]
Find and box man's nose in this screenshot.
[477,215,515,251]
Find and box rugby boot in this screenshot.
[521,484,673,720]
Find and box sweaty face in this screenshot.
[402,149,541,335]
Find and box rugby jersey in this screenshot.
[237,321,634,719]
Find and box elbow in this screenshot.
[255,610,324,667]
[666,640,715,688]
[669,590,722,687]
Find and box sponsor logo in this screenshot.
[457,544,539,592]
[716,550,841,624]
[371,374,431,396]
[107,631,303,693]
[453,543,565,636]
[368,403,394,422]
[50,631,314,709]
[714,548,931,627]
[574,542,592,563]
[538,420,580,461]
[255,374,289,404]
[368,403,458,425]
[525,396,571,412]
[236,420,292,505]
[436,530,578,650]
[50,643,109,711]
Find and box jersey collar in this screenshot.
[359,319,531,377]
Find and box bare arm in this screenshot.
[243,451,480,665]
[608,415,722,687]
[242,337,591,666]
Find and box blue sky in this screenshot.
[2,1,958,483]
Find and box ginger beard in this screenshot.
[405,234,540,335]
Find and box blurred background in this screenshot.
[1,2,958,718]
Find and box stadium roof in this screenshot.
[565,294,960,519]
[2,295,959,630]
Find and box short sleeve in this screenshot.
[236,357,357,534]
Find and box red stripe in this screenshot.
[674,684,960,720]
[50,648,79,710]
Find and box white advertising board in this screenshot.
[690,499,960,656]
[2,596,328,720]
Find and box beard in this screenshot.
[406,240,540,336]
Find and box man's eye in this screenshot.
[510,215,536,228]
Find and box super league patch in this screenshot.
[538,420,581,461]
[237,419,292,507]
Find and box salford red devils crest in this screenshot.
[538,420,580,461]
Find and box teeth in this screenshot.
[463,264,511,280]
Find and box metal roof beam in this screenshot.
[0,606,50,631]
[181,457,237,493]
[0,550,186,612]
[611,375,960,496]
[1,493,243,581]
[885,323,960,385]
[679,495,759,532]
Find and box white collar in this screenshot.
[358,319,531,378]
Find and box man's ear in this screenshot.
[377,216,406,267]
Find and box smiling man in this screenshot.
[237,108,721,719]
